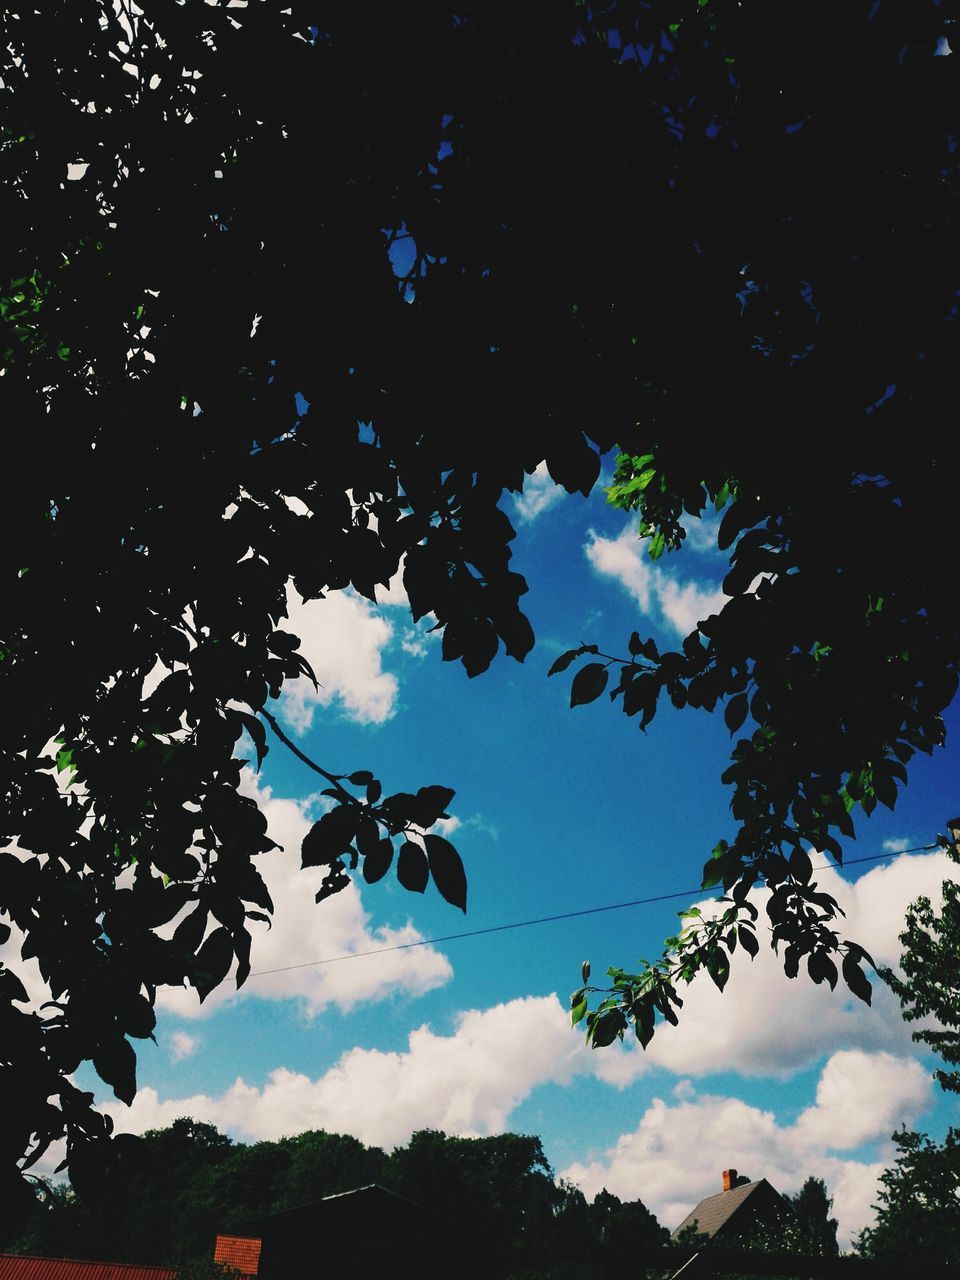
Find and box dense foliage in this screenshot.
[857,1128,960,1264]
[4,1119,668,1278]
[884,837,960,1093]
[2,0,958,1217]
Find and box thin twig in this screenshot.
[259,706,356,803]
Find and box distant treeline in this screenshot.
[4,1119,669,1278]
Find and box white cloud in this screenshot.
[279,585,398,731]
[598,851,960,1084]
[156,772,452,1020]
[170,1030,198,1062]
[792,1050,930,1151]
[514,463,564,524]
[585,527,726,637]
[561,1050,930,1247]
[678,511,723,555]
[104,993,599,1150]
[882,836,915,854]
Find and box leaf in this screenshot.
[172,904,208,956]
[192,926,234,1002]
[409,784,456,829]
[789,845,813,884]
[362,837,394,885]
[301,805,359,867]
[354,815,381,858]
[807,951,838,990]
[571,994,588,1026]
[235,711,268,770]
[581,958,591,984]
[424,833,467,911]
[570,662,608,707]
[738,926,759,958]
[707,948,730,992]
[724,693,748,734]
[93,1035,138,1106]
[548,648,581,677]
[315,862,350,902]
[396,840,429,894]
[843,953,873,1005]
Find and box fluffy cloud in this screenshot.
[792,1050,930,1151]
[585,526,727,637]
[105,993,597,1149]
[513,462,564,524]
[562,1051,930,1247]
[156,772,452,1019]
[279,585,399,731]
[598,851,960,1083]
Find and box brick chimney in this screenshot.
[722,1168,737,1192]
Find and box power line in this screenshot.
[243,840,941,982]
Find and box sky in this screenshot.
[17,465,960,1250]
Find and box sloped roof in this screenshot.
[0,1257,175,1280]
[236,1183,493,1279]
[671,1179,785,1240]
[213,1236,262,1276]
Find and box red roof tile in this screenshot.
[0,1257,176,1280]
[212,1236,261,1276]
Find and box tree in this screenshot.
[857,1128,960,1264]
[784,1177,839,1259]
[10,1120,660,1280]
[883,833,960,1094]
[2,0,958,1220]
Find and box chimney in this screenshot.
[722,1169,737,1193]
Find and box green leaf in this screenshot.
[424,833,467,911]
[570,662,609,707]
[581,958,591,984]
[589,1008,625,1048]
[707,949,730,992]
[738,926,759,958]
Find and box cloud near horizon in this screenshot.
[107,993,599,1149]
[106,998,929,1248]
[561,1050,929,1249]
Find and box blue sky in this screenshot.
[33,469,960,1247]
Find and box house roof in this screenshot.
[212,1236,262,1276]
[232,1184,497,1280]
[0,1258,176,1280]
[671,1179,784,1240]
[238,1182,467,1235]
